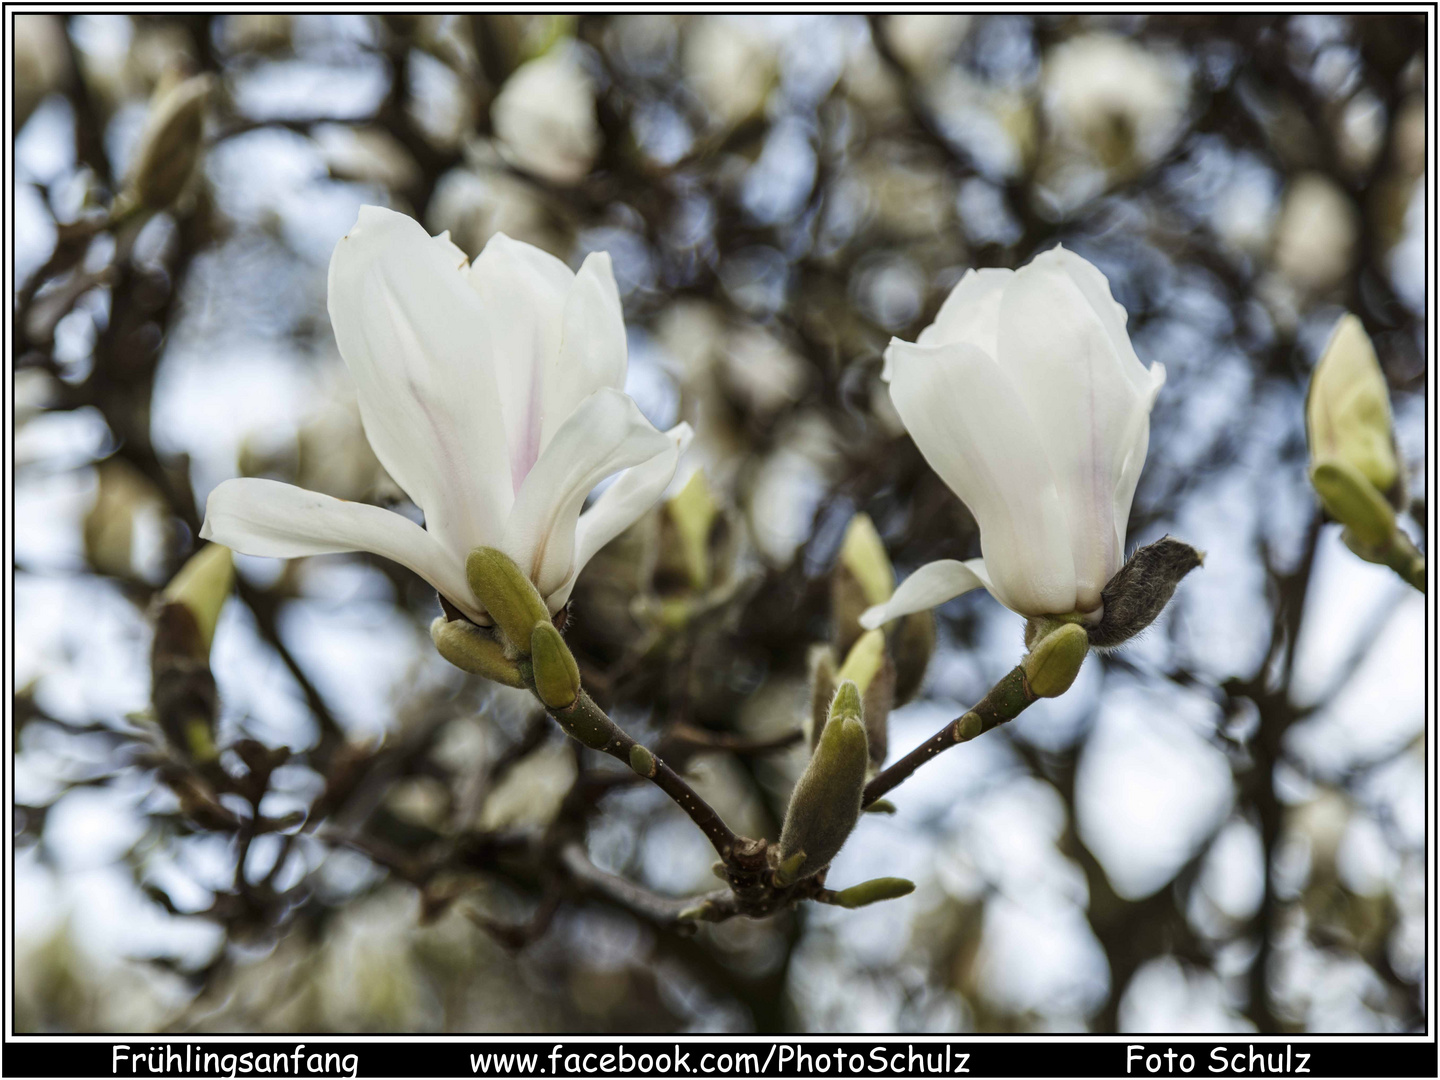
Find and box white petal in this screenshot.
[464,232,575,491]
[327,206,512,560]
[502,388,673,606]
[548,422,694,611]
[859,558,992,629]
[913,267,1011,358]
[1038,246,1156,394]
[1109,362,1167,559]
[886,339,1076,615]
[200,478,479,620]
[996,253,1144,609]
[545,251,629,448]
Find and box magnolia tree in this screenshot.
[12,13,1428,1033]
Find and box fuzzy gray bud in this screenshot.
[1086,536,1203,650]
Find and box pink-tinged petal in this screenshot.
[886,338,1076,616]
[859,558,992,629]
[547,422,693,611]
[200,478,479,621]
[463,232,574,491]
[995,252,1145,609]
[327,206,512,560]
[502,388,673,607]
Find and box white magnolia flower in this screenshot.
[1042,33,1189,170]
[861,247,1165,628]
[491,42,600,185]
[202,205,689,624]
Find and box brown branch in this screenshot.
[863,666,1037,807]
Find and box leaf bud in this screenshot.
[530,621,581,710]
[832,877,915,908]
[430,617,525,687]
[466,547,551,654]
[838,629,893,769]
[1023,622,1089,699]
[807,644,838,753]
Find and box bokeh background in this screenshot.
[10,12,1429,1033]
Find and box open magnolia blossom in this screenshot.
[202,205,690,624]
[861,246,1165,630]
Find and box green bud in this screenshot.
[1023,622,1089,699]
[1310,459,1397,550]
[430,617,525,687]
[864,799,897,815]
[773,851,807,887]
[840,514,895,607]
[530,621,581,710]
[163,543,234,656]
[832,877,915,909]
[466,547,550,654]
[677,902,713,923]
[778,680,869,874]
[837,628,886,694]
[838,630,893,769]
[666,469,719,591]
[808,645,838,753]
[629,744,657,778]
[1307,314,1400,497]
[832,514,895,655]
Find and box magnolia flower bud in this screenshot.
[530,621,581,710]
[124,74,212,213]
[832,876,915,909]
[490,42,599,185]
[1307,314,1403,519]
[162,543,234,656]
[779,681,869,877]
[1022,621,1089,698]
[664,470,720,591]
[466,547,551,654]
[151,545,233,763]
[832,514,895,656]
[430,617,525,687]
[837,628,893,768]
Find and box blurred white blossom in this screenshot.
[491,42,600,185]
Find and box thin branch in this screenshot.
[863,666,1036,807]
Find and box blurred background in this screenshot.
[10,12,1429,1033]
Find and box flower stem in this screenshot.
[862,665,1036,807]
[548,690,741,861]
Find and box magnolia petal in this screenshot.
[503,388,674,606]
[1109,363,1167,565]
[913,267,1010,359]
[996,254,1146,608]
[1039,246,1152,391]
[548,422,694,611]
[464,232,575,492]
[327,206,511,560]
[859,558,992,629]
[545,251,629,448]
[885,339,1076,615]
[200,478,479,621]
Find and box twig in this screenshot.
[862,666,1037,807]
